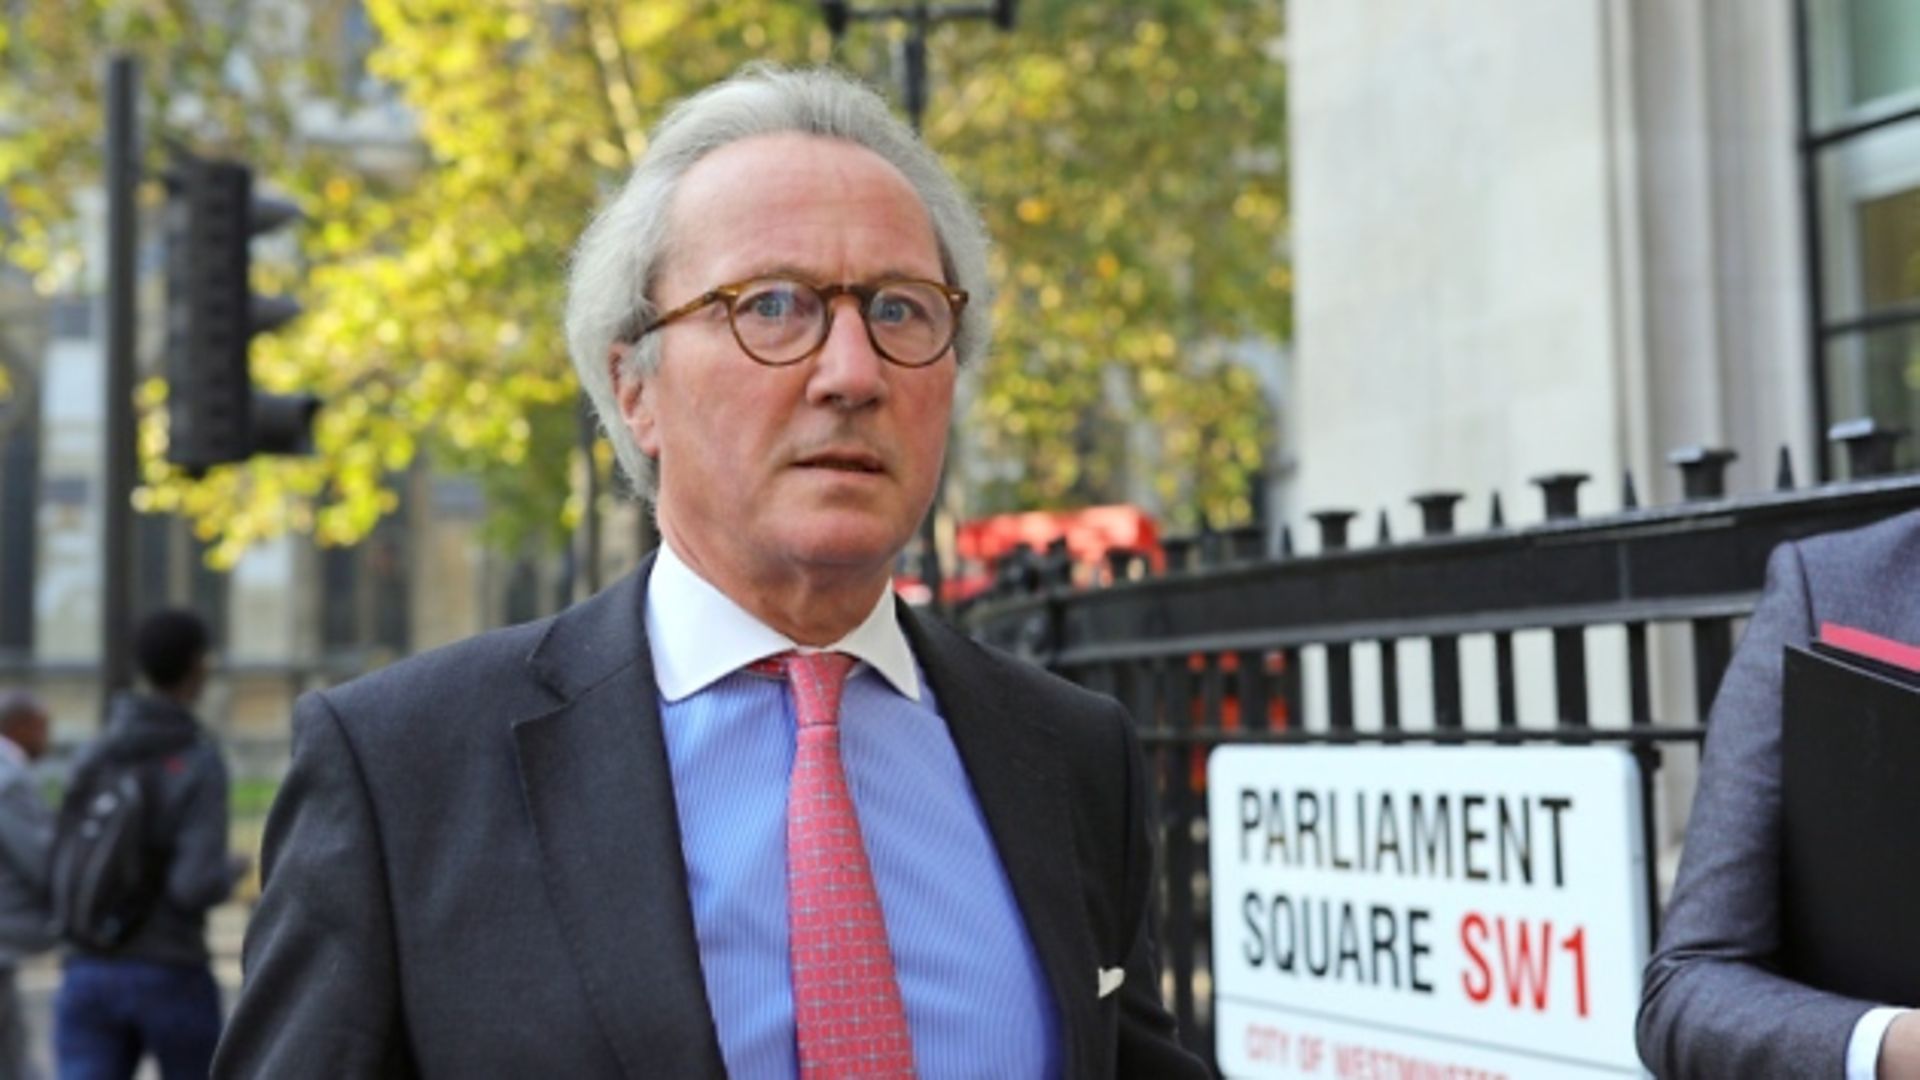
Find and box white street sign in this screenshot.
[1208,745,1649,1079]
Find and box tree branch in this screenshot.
[582,0,646,166]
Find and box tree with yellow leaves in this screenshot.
[1,0,1285,565]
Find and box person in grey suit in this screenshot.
[0,690,55,1078]
[215,65,1208,1079]
[1638,508,1920,1078]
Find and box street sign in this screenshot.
[1208,745,1650,1079]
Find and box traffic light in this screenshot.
[163,152,310,472]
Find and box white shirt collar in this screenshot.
[644,539,921,704]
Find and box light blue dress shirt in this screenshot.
[646,543,1060,1079]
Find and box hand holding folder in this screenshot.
[1780,626,1920,1006]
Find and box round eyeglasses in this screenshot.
[630,275,968,368]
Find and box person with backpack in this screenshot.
[0,689,56,1078]
[53,609,243,1080]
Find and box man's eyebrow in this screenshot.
[736,264,945,284]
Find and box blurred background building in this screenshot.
[1292,0,1917,522]
[0,0,1916,849]
[1284,0,1918,856]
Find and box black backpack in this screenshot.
[50,731,198,950]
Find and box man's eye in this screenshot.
[872,295,927,324]
[745,291,797,319]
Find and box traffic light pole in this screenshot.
[102,54,139,710]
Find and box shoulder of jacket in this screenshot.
[318,618,556,711]
[1796,507,1920,568]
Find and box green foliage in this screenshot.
[932,0,1286,526]
[2,0,1287,561]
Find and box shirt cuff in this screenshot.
[1848,1007,1909,1080]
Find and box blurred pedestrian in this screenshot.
[0,689,56,1079]
[53,610,243,1080]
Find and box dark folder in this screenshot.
[1780,643,1920,1005]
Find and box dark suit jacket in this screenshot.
[1637,509,1920,1078]
[214,563,1208,1079]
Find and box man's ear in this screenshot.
[610,344,660,458]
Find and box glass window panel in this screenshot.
[1814,118,1920,322]
[1846,0,1920,107]
[1824,321,1920,473]
[229,537,295,662]
[1857,185,1920,310]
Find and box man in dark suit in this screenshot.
[1638,508,1920,1078]
[214,65,1207,1079]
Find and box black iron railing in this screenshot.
[961,441,1920,1070]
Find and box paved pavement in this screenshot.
[17,904,247,1079]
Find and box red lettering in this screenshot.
[1497,917,1553,1011]
[1562,926,1589,1018]
[1322,1041,1515,1080]
[1245,1022,1291,1063]
[1459,912,1491,1003]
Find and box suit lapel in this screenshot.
[512,564,727,1079]
[904,605,1101,1077]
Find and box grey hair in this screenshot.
[564,64,994,500]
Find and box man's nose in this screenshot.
[805,297,888,409]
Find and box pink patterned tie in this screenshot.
[751,651,916,1078]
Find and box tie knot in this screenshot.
[751,650,857,729]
